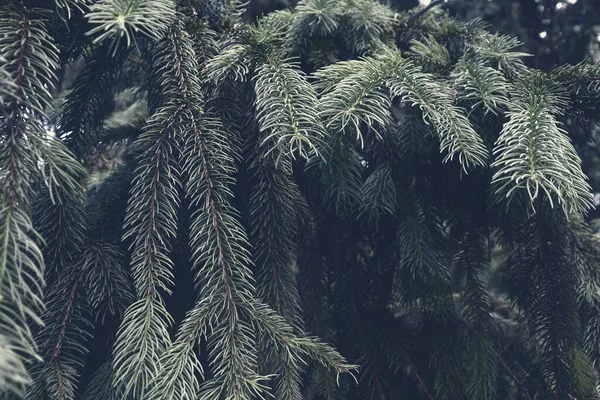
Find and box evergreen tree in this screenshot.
[447,0,600,71]
[1,0,600,399]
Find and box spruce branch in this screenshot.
[112,297,174,397]
[81,241,133,324]
[85,0,176,53]
[318,56,394,147]
[452,56,509,115]
[55,0,90,21]
[146,341,204,400]
[203,42,251,85]
[428,318,469,399]
[0,5,59,115]
[28,239,132,400]
[287,0,341,53]
[395,199,451,309]
[291,0,340,38]
[32,142,86,286]
[247,124,307,397]
[311,59,368,94]
[358,164,397,226]
[408,35,452,71]
[454,230,498,400]
[111,24,192,397]
[26,143,88,400]
[491,74,594,218]
[1,1,600,399]
[315,135,364,216]
[0,4,66,396]
[384,51,489,170]
[248,182,303,326]
[315,49,488,169]
[144,303,212,400]
[146,296,219,400]
[0,334,30,397]
[254,58,326,161]
[81,361,120,400]
[119,113,181,296]
[340,0,395,53]
[26,264,92,400]
[57,45,127,160]
[471,33,530,78]
[183,113,262,399]
[245,301,358,378]
[155,23,261,399]
[507,211,592,397]
[0,208,45,395]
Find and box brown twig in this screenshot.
[406,355,434,400]
[492,346,534,400]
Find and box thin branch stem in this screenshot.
[408,0,448,20]
[406,355,434,400]
[492,345,534,400]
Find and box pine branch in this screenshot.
[145,297,213,400]
[287,0,341,53]
[81,361,119,400]
[254,58,326,161]
[245,300,358,378]
[85,0,175,54]
[384,51,489,170]
[55,0,90,21]
[507,210,594,397]
[358,164,397,226]
[57,45,127,160]
[150,23,260,399]
[81,241,134,324]
[454,230,498,400]
[318,56,394,147]
[247,124,307,397]
[315,135,364,216]
[26,263,92,400]
[491,74,594,218]
[0,5,64,396]
[339,0,395,53]
[111,23,192,397]
[452,56,509,115]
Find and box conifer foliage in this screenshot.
[1,0,600,399]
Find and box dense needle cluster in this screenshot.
[2,0,600,399]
